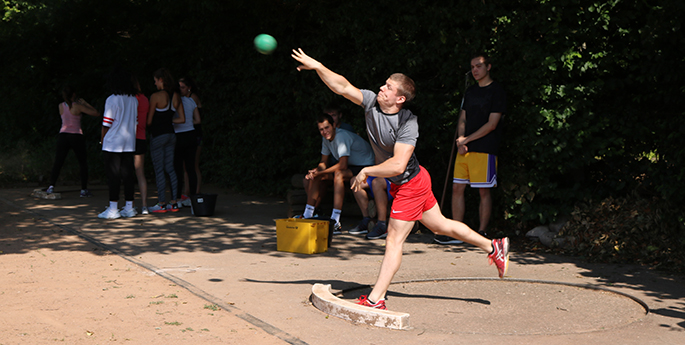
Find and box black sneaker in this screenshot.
[331,220,342,235]
[434,235,463,245]
[349,217,371,235]
[366,221,387,240]
[80,189,93,198]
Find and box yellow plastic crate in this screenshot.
[276,218,329,254]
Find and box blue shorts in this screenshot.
[365,176,393,201]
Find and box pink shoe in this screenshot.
[355,295,387,310]
[488,238,510,278]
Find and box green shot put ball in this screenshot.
[254,34,277,55]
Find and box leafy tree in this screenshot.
[1,0,683,231]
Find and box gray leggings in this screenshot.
[150,133,178,203]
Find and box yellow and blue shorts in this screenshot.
[453,152,497,188]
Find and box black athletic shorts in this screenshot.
[349,165,366,176]
[135,139,147,155]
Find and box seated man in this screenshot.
[305,103,357,211]
[351,176,393,240]
[297,113,374,234]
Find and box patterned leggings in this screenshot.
[150,133,178,203]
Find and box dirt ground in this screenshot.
[2,185,684,345]
[0,208,284,345]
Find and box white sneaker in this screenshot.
[141,207,149,215]
[181,198,192,207]
[120,207,137,218]
[98,207,121,219]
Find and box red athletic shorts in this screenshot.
[389,166,437,221]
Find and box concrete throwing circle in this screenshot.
[340,278,648,334]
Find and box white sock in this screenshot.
[109,201,118,210]
[303,204,315,218]
[331,209,342,223]
[125,201,133,211]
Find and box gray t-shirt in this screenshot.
[321,128,375,166]
[360,89,421,185]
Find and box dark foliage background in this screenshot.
[2,0,684,270]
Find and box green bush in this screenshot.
[2,0,684,225]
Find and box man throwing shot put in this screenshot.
[292,48,509,310]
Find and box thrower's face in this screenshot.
[470,56,491,83]
[378,79,405,110]
[318,120,336,141]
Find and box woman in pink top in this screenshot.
[132,77,151,214]
[46,85,100,197]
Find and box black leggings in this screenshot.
[50,133,89,189]
[103,151,135,202]
[174,130,198,197]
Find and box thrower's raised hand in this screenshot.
[292,48,321,72]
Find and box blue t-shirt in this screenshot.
[321,128,374,167]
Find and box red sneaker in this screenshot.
[488,237,510,278]
[355,295,387,310]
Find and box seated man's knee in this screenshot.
[333,170,345,182]
[371,177,387,195]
